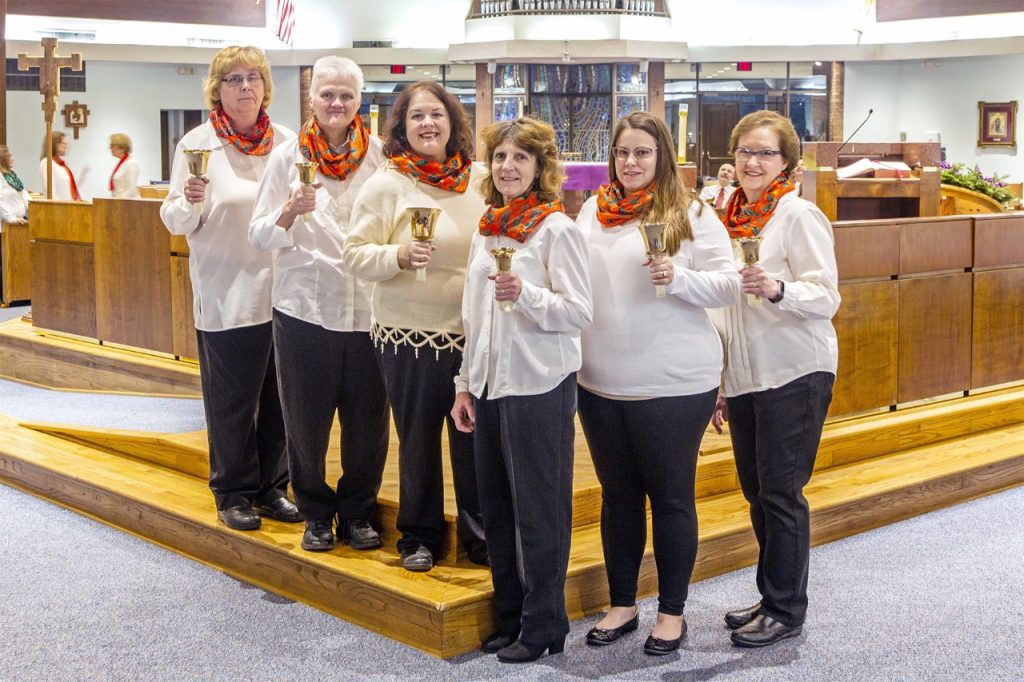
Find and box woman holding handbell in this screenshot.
[575,111,739,655]
[343,81,487,572]
[160,46,301,531]
[711,109,840,648]
[250,56,389,553]
[451,116,592,663]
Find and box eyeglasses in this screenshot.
[611,146,655,161]
[221,73,264,88]
[734,147,783,161]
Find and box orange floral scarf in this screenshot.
[479,192,564,243]
[298,114,369,181]
[595,181,654,227]
[209,107,275,156]
[390,150,471,193]
[722,172,797,238]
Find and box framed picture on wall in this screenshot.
[978,101,1017,148]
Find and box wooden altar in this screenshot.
[1,220,32,306]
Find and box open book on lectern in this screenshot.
[836,157,913,179]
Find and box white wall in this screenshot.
[846,55,1024,181]
[11,61,301,200]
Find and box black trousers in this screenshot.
[578,386,717,616]
[377,338,485,558]
[726,371,834,627]
[273,311,389,523]
[473,374,576,646]
[196,322,287,511]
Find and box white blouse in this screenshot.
[456,211,593,400]
[0,174,29,222]
[111,156,141,198]
[249,136,385,332]
[576,197,740,398]
[708,192,840,397]
[159,120,296,332]
[38,158,77,201]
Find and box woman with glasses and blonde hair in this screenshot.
[0,146,29,223]
[451,116,592,663]
[711,109,839,648]
[108,133,140,198]
[160,45,300,532]
[575,111,739,655]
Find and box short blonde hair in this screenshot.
[109,133,132,153]
[0,145,11,172]
[479,117,565,206]
[728,110,800,173]
[203,45,273,111]
[41,130,67,159]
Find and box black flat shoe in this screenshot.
[586,609,639,646]
[217,504,261,531]
[643,618,687,656]
[254,497,303,523]
[338,518,382,550]
[730,614,802,648]
[481,630,520,654]
[400,545,434,572]
[301,519,336,552]
[496,636,565,663]
[724,602,762,630]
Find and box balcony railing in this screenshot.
[470,0,668,19]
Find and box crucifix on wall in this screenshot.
[17,38,84,199]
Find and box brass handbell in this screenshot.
[735,236,763,307]
[183,149,211,216]
[638,222,668,298]
[295,162,318,218]
[490,247,517,313]
[408,207,441,282]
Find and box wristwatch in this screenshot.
[768,280,785,304]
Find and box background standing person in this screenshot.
[451,116,592,663]
[711,109,840,648]
[108,134,140,198]
[576,111,740,655]
[698,162,736,210]
[344,80,487,572]
[39,131,83,201]
[159,46,301,531]
[0,146,30,222]
[250,56,389,553]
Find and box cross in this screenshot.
[17,38,84,199]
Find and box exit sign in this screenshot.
[390,64,406,75]
[736,62,753,72]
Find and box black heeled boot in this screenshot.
[480,629,520,654]
[496,636,566,663]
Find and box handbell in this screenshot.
[408,207,442,282]
[295,162,318,218]
[734,236,763,307]
[638,222,668,298]
[183,148,211,216]
[490,247,517,312]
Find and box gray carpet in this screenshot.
[0,304,1021,679]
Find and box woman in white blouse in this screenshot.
[0,146,30,223]
[451,117,592,664]
[250,56,388,554]
[160,45,300,532]
[576,111,740,655]
[108,133,140,198]
[38,131,83,201]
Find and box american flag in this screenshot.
[276,0,295,46]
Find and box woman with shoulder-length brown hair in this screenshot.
[39,131,83,201]
[450,116,593,663]
[343,80,488,572]
[711,109,840,648]
[159,45,301,532]
[575,111,739,655]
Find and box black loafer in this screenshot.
[338,518,382,550]
[217,504,261,531]
[401,545,434,572]
[725,602,762,630]
[254,497,303,523]
[481,629,520,654]
[730,614,802,648]
[586,609,639,646]
[301,519,336,552]
[643,618,687,656]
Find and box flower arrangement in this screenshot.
[940,162,1017,206]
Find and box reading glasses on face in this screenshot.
[734,148,782,161]
[221,74,263,87]
[611,146,655,161]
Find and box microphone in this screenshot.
[835,109,874,157]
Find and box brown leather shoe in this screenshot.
[730,614,802,647]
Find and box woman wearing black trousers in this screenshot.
[451,116,592,663]
[711,110,840,647]
[575,112,740,654]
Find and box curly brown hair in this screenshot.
[479,117,565,207]
[382,81,474,161]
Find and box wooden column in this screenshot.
[0,0,7,144]
[647,61,665,123]
[828,61,844,142]
[299,65,312,126]
[475,62,494,161]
